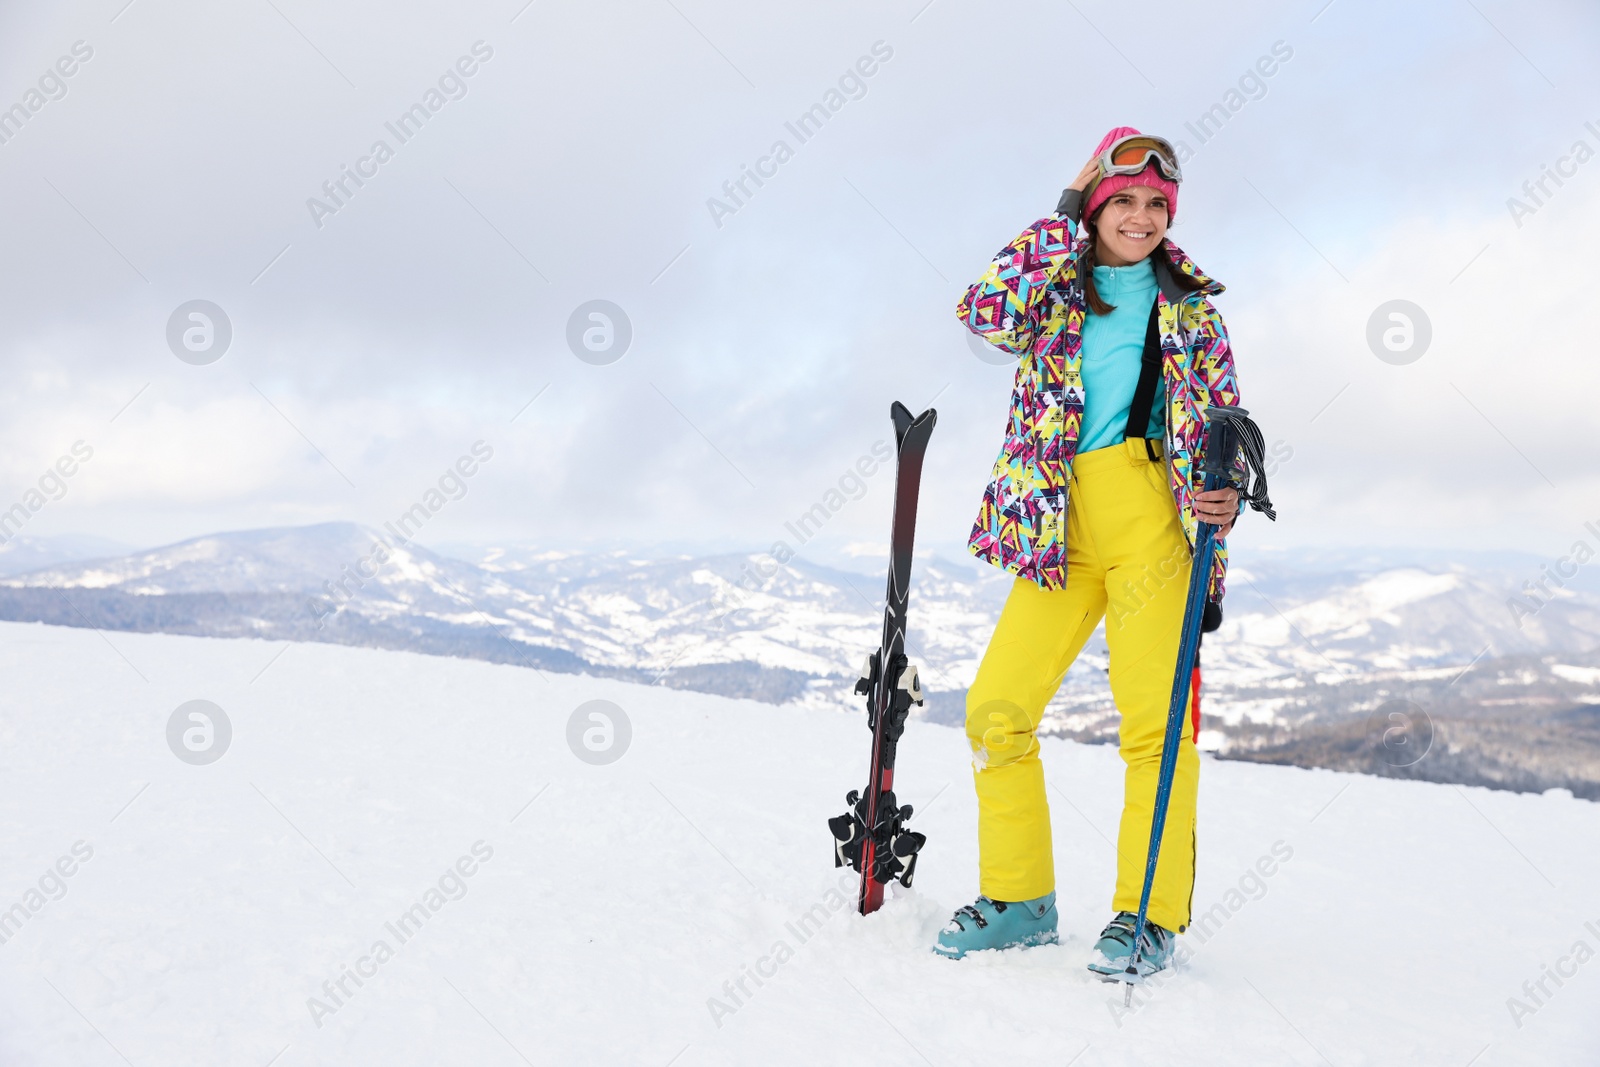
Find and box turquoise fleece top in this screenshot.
[1078,256,1164,453]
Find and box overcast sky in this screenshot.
[2,0,1597,568]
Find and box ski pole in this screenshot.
[1121,405,1274,1004]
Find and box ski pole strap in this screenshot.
[1202,405,1276,522]
[1124,301,1165,464]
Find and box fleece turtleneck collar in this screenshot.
[1090,255,1156,302]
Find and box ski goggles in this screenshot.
[1096,134,1182,184]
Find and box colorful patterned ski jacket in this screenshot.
[957,208,1243,601]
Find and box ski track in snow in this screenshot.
[0,622,1596,1066]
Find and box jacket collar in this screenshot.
[1154,238,1224,300]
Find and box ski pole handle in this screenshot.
[1200,405,1277,521]
[1201,405,1246,486]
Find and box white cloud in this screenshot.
[0,0,1595,554]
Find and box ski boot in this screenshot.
[1085,911,1175,980]
[932,892,1057,959]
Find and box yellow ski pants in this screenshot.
[965,438,1200,933]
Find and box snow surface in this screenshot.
[1,621,1597,1066]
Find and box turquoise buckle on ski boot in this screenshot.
[932,892,1058,958]
[1086,911,1175,980]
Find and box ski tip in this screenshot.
[890,402,938,422]
[890,402,913,447]
[889,402,938,448]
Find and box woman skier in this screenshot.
[938,127,1247,980]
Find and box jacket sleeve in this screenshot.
[1190,299,1248,524]
[956,205,1081,356]
[1198,302,1250,504]
[1196,300,1246,605]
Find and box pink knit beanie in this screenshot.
[1083,125,1179,222]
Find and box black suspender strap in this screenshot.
[1125,298,1164,462]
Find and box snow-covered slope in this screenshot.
[0,623,1595,1065]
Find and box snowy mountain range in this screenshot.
[4,523,1600,796]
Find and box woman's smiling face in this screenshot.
[1092,186,1169,266]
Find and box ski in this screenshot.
[828,401,937,916]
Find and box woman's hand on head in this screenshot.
[1193,487,1238,538]
[1068,158,1101,192]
